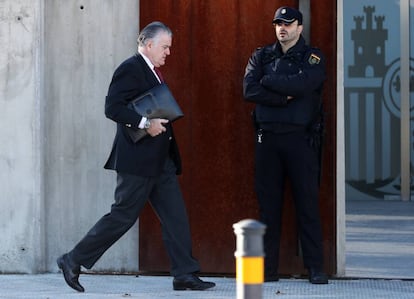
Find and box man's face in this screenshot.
[274,20,302,44]
[146,31,172,67]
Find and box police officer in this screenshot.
[243,6,328,284]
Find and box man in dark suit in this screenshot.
[57,21,215,293]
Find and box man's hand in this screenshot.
[146,118,169,137]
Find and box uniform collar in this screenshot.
[275,35,306,55]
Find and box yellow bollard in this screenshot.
[233,219,266,299]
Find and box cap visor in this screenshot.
[273,17,296,24]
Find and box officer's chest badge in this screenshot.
[309,53,321,65]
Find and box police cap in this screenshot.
[272,6,303,25]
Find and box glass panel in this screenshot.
[409,0,414,201]
[343,2,414,201]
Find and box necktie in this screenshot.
[154,67,164,83]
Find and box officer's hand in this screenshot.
[146,118,169,137]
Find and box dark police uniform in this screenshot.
[243,35,326,277]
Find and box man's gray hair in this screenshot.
[137,21,172,47]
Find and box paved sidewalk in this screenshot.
[346,200,414,279]
[1,200,413,298]
[0,273,413,299]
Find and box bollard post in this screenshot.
[233,219,266,299]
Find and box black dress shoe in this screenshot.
[264,269,279,282]
[264,271,279,282]
[56,254,85,292]
[264,275,279,282]
[308,268,328,284]
[173,273,216,291]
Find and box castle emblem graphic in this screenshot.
[345,6,414,199]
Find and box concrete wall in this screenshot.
[0,0,43,274]
[0,0,140,273]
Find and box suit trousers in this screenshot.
[254,129,324,275]
[69,158,200,277]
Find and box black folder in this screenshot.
[126,83,184,142]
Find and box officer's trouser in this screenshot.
[254,128,324,276]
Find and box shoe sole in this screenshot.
[173,283,215,291]
[173,287,214,291]
[309,279,329,284]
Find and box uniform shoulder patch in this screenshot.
[308,53,321,65]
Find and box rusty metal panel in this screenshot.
[139,0,336,275]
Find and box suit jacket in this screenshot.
[103,54,182,177]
